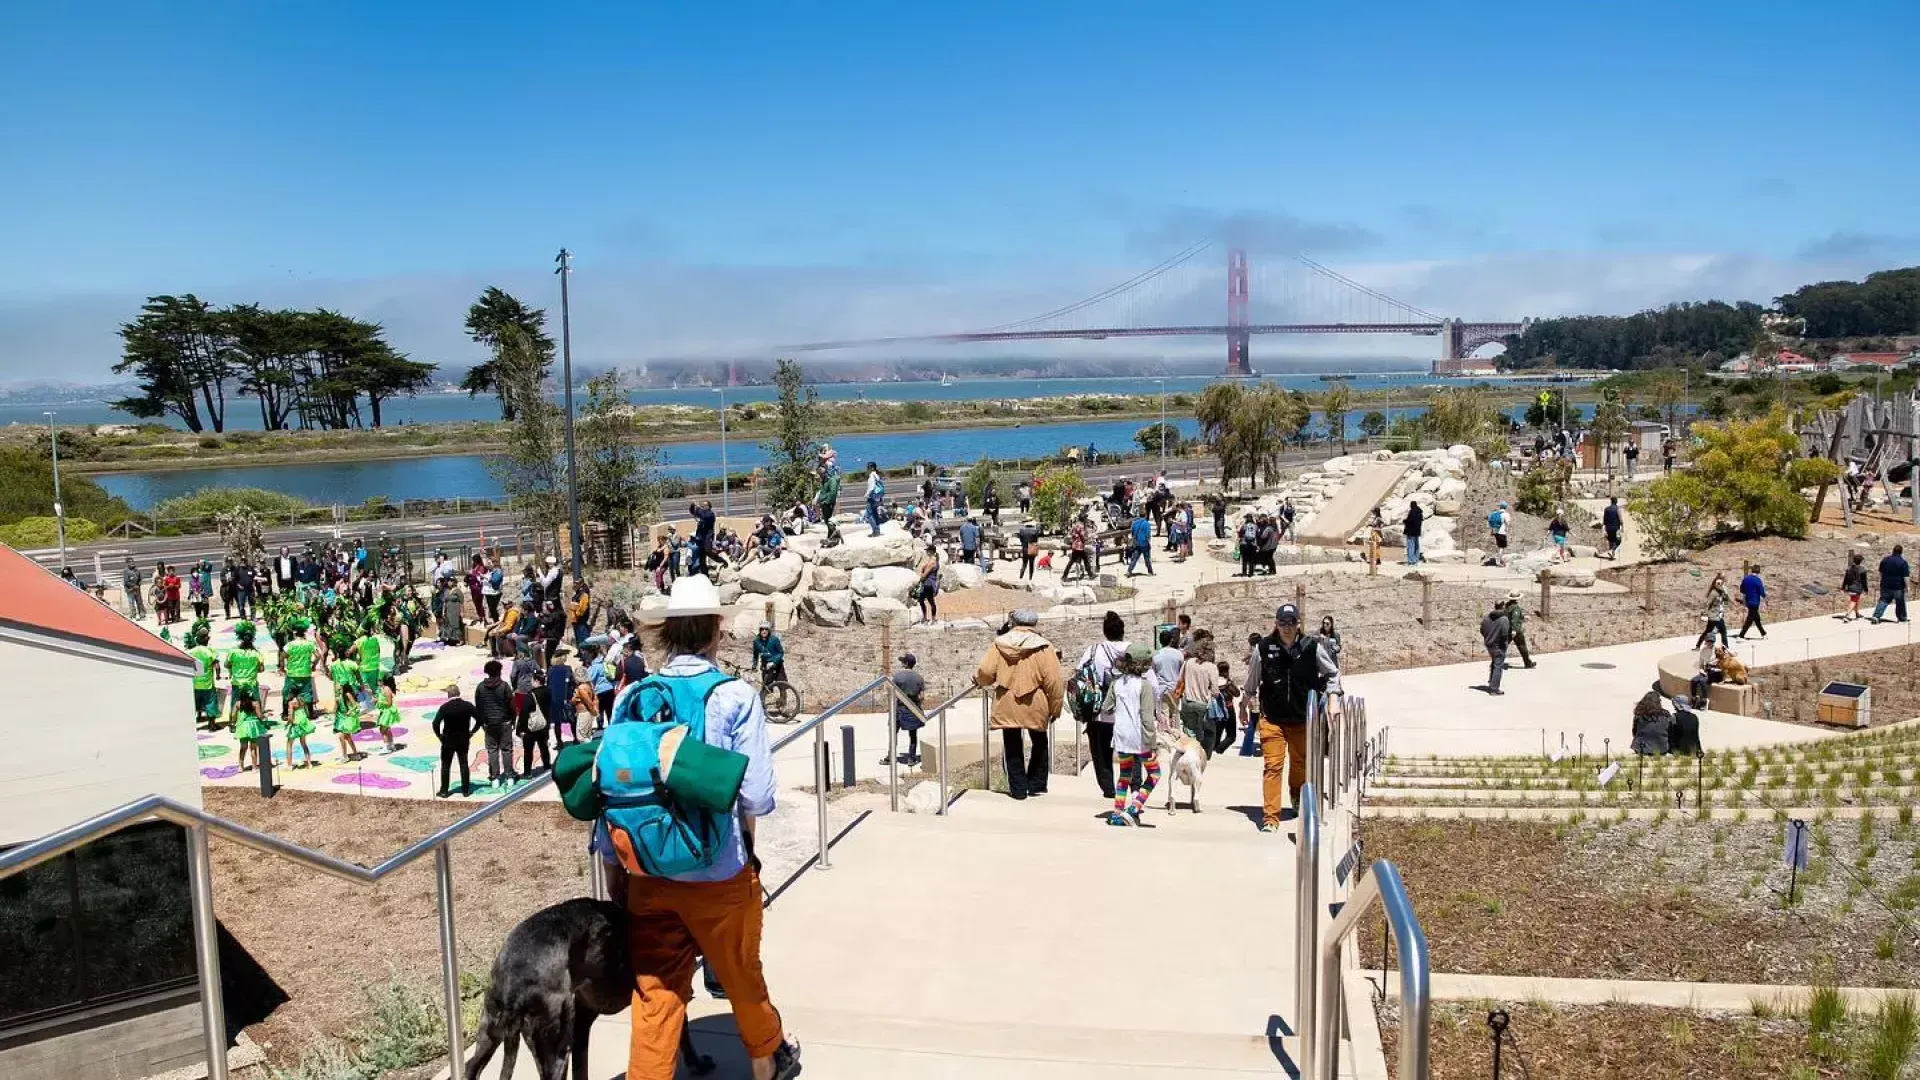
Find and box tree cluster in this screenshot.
[113,295,434,432]
[1502,301,1764,371]
[1194,381,1310,488]
[1773,268,1920,339]
[1628,408,1839,556]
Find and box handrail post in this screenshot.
[186,822,230,1080]
[813,720,832,870]
[434,844,465,1080]
[1305,691,1325,807]
[887,682,901,812]
[1295,784,1320,1077]
[938,700,950,814]
[980,692,992,792]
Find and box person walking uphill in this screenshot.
[597,576,800,1080]
[1504,591,1536,669]
[974,609,1067,800]
[1480,601,1510,695]
[1873,545,1911,624]
[1738,565,1768,640]
[1249,604,1338,831]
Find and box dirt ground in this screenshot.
[1747,642,1920,729]
[206,788,592,1066]
[1358,818,1920,989]
[1377,1001,1841,1080]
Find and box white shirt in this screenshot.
[1076,640,1128,722]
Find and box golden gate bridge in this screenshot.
[781,241,1527,376]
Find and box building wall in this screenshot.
[0,642,201,846]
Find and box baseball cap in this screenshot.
[1275,603,1300,625]
[898,652,917,666]
[1124,642,1153,663]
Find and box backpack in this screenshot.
[597,669,749,878]
[1068,644,1116,721]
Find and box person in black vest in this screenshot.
[1248,603,1339,831]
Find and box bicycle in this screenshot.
[721,658,804,723]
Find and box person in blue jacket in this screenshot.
[1127,511,1155,577]
[1738,565,1767,640]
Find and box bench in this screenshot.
[1656,651,1759,716]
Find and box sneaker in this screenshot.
[878,755,894,766]
[1259,822,1277,833]
[769,1037,802,1080]
[1107,812,1131,827]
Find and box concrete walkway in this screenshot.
[1348,612,1916,758]
[461,749,1305,1079]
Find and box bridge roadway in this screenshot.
[24,451,1334,578]
[458,748,1304,1079]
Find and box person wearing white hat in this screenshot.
[604,575,800,1080]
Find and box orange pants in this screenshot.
[626,869,784,1080]
[1258,718,1310,826]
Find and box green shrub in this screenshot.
[0,449,132,529]
[0,516,102,548]
[196,436,223,449]
[152,487,312,525]
[1029,465,1090,531]
[1514,459,1572,516]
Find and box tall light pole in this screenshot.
[554,250,583,579]
[45,411,66,569]
[712,382,730,514]
[1153,377,1167,472]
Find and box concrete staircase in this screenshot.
[466,750,1305,1078]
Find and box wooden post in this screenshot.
[1295,580,1307,621]
[1538,568,1552,621]
[1810,411,1848,522]
[1643,567,1656,613]
[1420,577,1433,627]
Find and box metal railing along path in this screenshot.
[0,772,556,1080]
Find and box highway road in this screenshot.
[22,450,1336,580]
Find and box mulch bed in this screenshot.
[1358,818,1920,988]
[1746,642,1920,730]
[1378,1001,1840,1079]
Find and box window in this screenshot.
[0,823,196,1030]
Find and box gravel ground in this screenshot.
[1376,1000,1842,1080]
[1747,642,1920,730]
[1359,816,1920,989]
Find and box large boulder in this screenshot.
[811,564,850,592]
[783,532,823,560]
[1037,583,1098,605]
[803,589,855,627]
[939,563,983,591]
[1321,455,1358,476]
[1433,477,1469,515]
[1548,566,1597,588]
[851,565,920,602]
[820,532,920,571]
[855,596,914,628]
[1447,444,1478,467]
[716,581,744,606]
[740,551,805,594]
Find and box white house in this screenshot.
[0,545,207,1080]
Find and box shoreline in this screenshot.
[53,383,1601,477]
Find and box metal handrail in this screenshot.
[0,772,555,1080]
[1314,860,1429,1080]
[1295,783,1321,1071]
[886,680,990,815]
[0,655,1005,1080]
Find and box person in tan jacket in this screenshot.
[974,609,1067,800]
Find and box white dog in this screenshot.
[1159,726,1211,813]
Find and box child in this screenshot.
[1106,643,1163,827]
[354,623,385,709]
[281,620,317,710]
[225,622,264,727]
[1212,660,1240,755]
[284,695,317,768]
[187,627,221,729]
[328,655,363,762]
[374,673,402,755]
[231,688,266,771]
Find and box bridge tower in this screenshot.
[1225,247,1251,376]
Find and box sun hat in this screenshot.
[641,576,733,621]
[1505,590,1524,602]
[1125,642,1153,664]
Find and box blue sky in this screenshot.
[1,0,1914,380]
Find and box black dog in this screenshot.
[464,897,715,1080]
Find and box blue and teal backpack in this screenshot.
[597,669,748,878]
